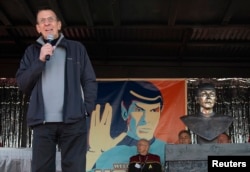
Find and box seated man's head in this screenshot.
[121,81,163,140]
[178,130,192,144]
[137,138,150,155]
[217,133,231,143]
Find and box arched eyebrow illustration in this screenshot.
[130,90,162,101]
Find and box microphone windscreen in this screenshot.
[47,34,54,43]
[46,34,54,61]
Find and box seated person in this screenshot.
[178,129,192,144]
[217,132,231,143]
[128,138,162,172]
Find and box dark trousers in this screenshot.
[31,118,87,172]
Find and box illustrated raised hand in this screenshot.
[87,103,126,170]
[88,103,126,152]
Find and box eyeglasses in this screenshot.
[38,17,57,24]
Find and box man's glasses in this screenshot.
[38,17,57,24]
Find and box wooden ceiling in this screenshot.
[0,0,250,78]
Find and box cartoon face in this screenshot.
[126,101,161,140]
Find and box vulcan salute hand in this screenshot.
[86,103,126,170]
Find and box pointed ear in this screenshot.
[57,20,62,31]
[121,101,128,120]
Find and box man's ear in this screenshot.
[36,24,41,34]
[57,20,62,31]
[121,101,128,120]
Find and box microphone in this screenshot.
[45,34,54,61]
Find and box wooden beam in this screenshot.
[111,0,121,26]
[76,0,94,26]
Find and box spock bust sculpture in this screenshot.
[180,82,234,144]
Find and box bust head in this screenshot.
[195,82,217,116]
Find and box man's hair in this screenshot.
[220,132,231,140]
[178,129,191,138]
[137,138,150,145]
[35,6,60,22]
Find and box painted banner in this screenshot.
[86,79,187,172]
